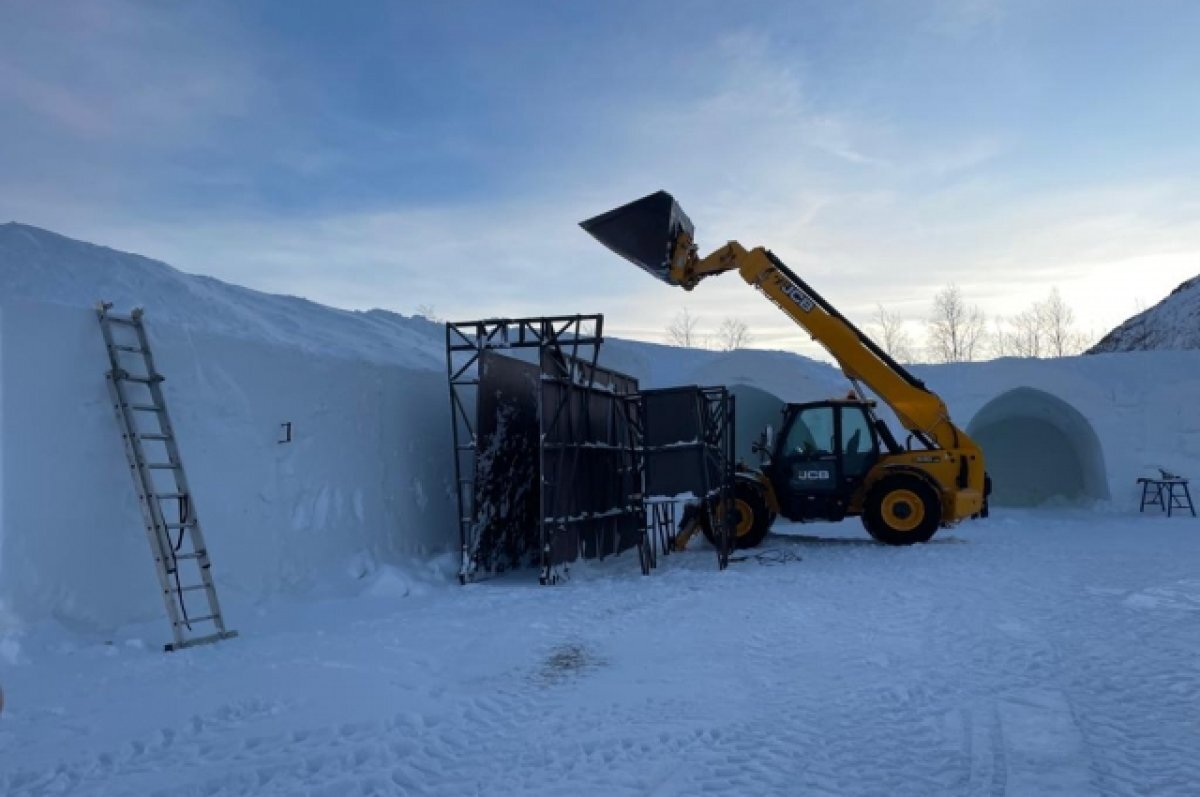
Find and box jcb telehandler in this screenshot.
[581,191,989,547]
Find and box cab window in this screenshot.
[840,406,876,478]
[784,406,835,456]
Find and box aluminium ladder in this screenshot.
[97,303,237,651]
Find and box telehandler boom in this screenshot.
[581,191,989,546]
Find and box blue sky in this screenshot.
[3,0,1199,355]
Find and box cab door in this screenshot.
[774,404,839,520]
[838,403,881,491]
[773,402,881,521]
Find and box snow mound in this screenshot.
[1088,273,1200,353]
[0,222,445,369]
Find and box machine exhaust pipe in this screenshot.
[580,190,694,286]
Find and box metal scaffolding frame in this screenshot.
[626,386,737,572]
[446,314,642,584]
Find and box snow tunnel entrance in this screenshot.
[967,387,1109,507]
[727,384,786,464]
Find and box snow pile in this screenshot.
[1088,273,1200,353]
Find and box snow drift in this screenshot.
[2,222,1199,635]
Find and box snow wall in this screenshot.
[0,300,456,633]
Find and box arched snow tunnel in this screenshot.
[967,387,1110,507]
[728,384,786,464]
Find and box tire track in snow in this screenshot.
[7,520,1200,796]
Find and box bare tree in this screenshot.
[1008,303,1047,358]
[990,317,1016,358]
[871,304,915,363]
[1041,287,1088,356]
[666,307,705,348]
[926,283,987,363]
[993,288,1089,359]
[415,303,440,323]
[715,317,753,351]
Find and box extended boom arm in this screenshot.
[581,190,976,455]
[680,241,966,451]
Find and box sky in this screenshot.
[2,0,1199,358]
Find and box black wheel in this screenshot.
[862,473,941,545]
[702,479,773,551]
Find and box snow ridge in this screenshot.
[0,222,445,369]
[1087,273,1200,354]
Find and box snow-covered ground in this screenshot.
[3,507,1199,796]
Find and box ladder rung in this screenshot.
[129,403,164,412]
[173,552,207,561]
[173,614,218,626]
[104,315,138,326]
[169,584,209,594]
[138,433,171,441]
[163,522,195,529]
[155,492,188,500]
[121,374,164,384]
[146,462,178,469]
[111,345,145,353]
[164,630,238,652]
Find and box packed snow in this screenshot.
[2,224,1199,795]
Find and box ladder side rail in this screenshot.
[130,315,233,636]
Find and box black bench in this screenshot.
[1137,471,1196,517]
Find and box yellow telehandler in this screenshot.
[581,191,990,547]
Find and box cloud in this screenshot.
[0,2,263,154]
[922,0,1007,39]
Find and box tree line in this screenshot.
[665,285,1093,361]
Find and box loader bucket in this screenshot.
[580,190,694,285]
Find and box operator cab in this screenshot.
[766,398,899,522]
